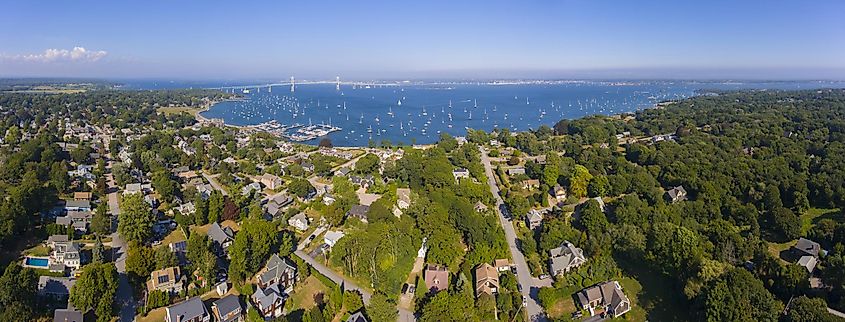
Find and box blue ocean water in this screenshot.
[194,80,843,146]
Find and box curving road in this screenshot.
[480,147,548,322]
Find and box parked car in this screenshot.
[522,296,528,307]
[539,274,550,280]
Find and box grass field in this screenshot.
[801,207,841,235]
[289,275,331,311]
[157,228,187,249]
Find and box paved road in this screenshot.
[105,159,136,322]
[202,172,229,196]
[480,147,548,322]
[829,307,845,319]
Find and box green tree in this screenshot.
[0,264,37,321]
[420,291,480,322]
[343,290,364,315]
[587,175,610,197]
[126,243,155,283]
[118,193,154,243]
[367,292,397,322]
[355,154,381,175]
[228,218,279,283]
[208,191,224,223]
[50,161,70,194]
[771,207,801,241]
[70,263,119,322]
[90,204,111,236]
[703,268,782,322]
[785,296,836,322]
[289,178,316,199]
[93,236,105,264]
[568,164,593,198]
[151,170,177,202]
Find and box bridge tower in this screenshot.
[268,85,272,93]
[336,76,340,91]
[290,76,295,93]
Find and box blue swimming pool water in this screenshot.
[25,257,49,267]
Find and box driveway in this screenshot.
[480,147,547,321]
[202,172,229,196]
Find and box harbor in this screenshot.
[198,80,840,146]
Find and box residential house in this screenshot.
[64,200,91,212]
[264,193,293,220]
[576,281,631,318]
[170,240,187,253]
[73,192,92,201]
[475,263,500,297]
[666,186,687,203]
[549,241,587,276]
[38,276,75,300]
[521,179,540,190]
[322,193,336,205]
[208,222,235,255]
[334,167,351,177]
[507,167,526,176]
[256,254,298,293]
[196,184,214,200]
[526,209,543,230]
[494,259,511,273]
[147,267,184,295]
[50,241,81,270]
[251,284,285,319]
[553,184,567,201]
[165,296,210,322]
[287,213,309,231]
[350,175,375,189]
[423,264,449,294]
[346,205,370,223]
[474,201,488,213]
[124,183,143,195]
[396,188,411,210]
[452,168,471,181]
[241,182,262,196]
[301,162,315,173]
[324,231,345,248]
[175,202,196,216]
[56,210,93,233]
[212,294,244,322]
[346,311,369,322]
[791,238,822,273]
[258,174,284,190]
[53,309,84,322]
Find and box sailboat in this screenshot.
[474,99,477,108]
[387,107,394,117]
[397,99,402,106]
[422,106,428,116]
[449,100,452,108]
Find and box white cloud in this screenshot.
[3,46,108,63]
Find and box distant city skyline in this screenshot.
[1,0,843,79]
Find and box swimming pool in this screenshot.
[24,257,50,268]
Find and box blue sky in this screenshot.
[1,0,843,80]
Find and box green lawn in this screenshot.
[801,207,841,235]
[288,275,331,311]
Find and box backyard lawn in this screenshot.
[289,275,331,311]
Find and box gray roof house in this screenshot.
[792,238,822,273]
[347,205,370,223]
[53,309,84,322]
[38,276,75,299]
[792,238,821,258]
[576,280,631,318]
[212,294,244,322]
[64,200,91,212]
[549,241,586,276]
[346,311,369,322]
[251,284,285,320]
[165,296,210,322]
[666,186,687,203]
[208,222,235,255]
[526,209,543,230]
[256,254,297,293]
